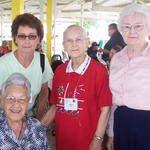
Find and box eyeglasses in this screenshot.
[5,96,28,104]
[121,24,144,32]
[64,38,85,45]
[17,34,37,40]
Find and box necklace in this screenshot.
[64,57,90,98]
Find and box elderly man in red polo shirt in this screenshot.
[42,25,112,150]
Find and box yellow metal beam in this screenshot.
[11,0,24,50]
[46,0,53,61]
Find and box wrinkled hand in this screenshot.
[107,136,114,150]
[89,138,102,150]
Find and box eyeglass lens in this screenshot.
[17,34,37,40]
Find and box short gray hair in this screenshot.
[118,3,150,31]
[1,73,31,97]
[63,25,88,40]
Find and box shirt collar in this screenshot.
[119,43,150,60]
[66,55,91,75]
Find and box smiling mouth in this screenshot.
[128,37,137,39]
[10,109,21,113]
[72,49,79,52]
[23,47,31,48]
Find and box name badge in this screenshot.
[64,98,78,111]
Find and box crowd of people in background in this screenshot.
[0,3,149,150]
[0,40,11,56]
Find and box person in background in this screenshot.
[87,42,107,68]
[87,42,99,61]
[107,3,150,150]
[106,45,122,70]
[0,73,50,150]
[0,13,53,120]
[51,54,64,73]
[100,23,126,61]
[41,25,112,150]
[109,45,122,60]
[0,40,10,55]
[35,43,43,53]
[98,40,103,48]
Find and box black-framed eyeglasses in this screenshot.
[17,34,37,40]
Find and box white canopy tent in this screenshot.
[0,0,149,53]
[0,0,149,23]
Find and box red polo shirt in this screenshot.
[50,57,112,150]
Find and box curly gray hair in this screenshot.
[1,73,31,97]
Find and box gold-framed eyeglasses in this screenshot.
[17,34,37,40]
[5,96,28,104]
[121,24,144,32]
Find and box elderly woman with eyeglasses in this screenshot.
[107,4,150,150]
[0,73,50,149]
[0,13,53,120]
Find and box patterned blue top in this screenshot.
[0,110,50,150]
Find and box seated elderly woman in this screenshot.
[0,73,50,150]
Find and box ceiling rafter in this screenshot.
[0,0,150,24]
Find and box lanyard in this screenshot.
[64,57,90,99]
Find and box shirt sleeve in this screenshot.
[42,55,53,84]
[96,64,112,107]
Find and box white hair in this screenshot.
[63,24,88,40]
[118,3,150,31]
[1,73,31,97]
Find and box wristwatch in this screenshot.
[95,136,104,141]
